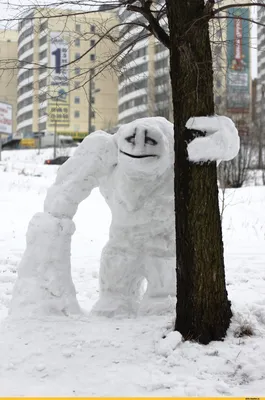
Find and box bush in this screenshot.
[218,144,253,188]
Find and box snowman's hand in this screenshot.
[186,115,240,163]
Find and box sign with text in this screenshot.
[48,103,70,127]
[50,32,69,87]
[226,7,250,113]
[0,102,12,135]
[49,32,70,127]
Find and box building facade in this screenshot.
[0,30,18,135]
[17,9,118,140]
[257,6,265,134]
[211,0,252,137]
[118,2,252,133]
[118,9,172,125]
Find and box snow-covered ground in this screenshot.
[0,148,265,396]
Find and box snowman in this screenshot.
[9,116,239,317]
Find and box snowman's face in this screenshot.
[116,121,172,177]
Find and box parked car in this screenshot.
[44,156,70,165]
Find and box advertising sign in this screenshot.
[50,32,69,86]
[0,102,12,135]
[226,8,250,113]
[48,32,70,127]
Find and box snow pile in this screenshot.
[1,146,77,165]
[0,163,265,395]
[156,330,182,357]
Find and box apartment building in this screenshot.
[257,6,265,133]
[0,29,18,135]
[17,8,118,140]
[118,8,172,125]
[118,1,252,134]
[211,0,252,136]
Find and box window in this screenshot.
[74,96,80,104]
[39,121,46,131]
[39,78,47,89]
[39,35,47,46]
[75,38,80,47]
[18,69,33,85]
[18,26,33,46]
[39,93,46,103]
[76,24,81,32]
[215,96,222,105]
[40,20,48,32]
[216,79,222,88]
[90,39,95,47]
[216,29,222,38]
[17,110,33,124]
[17,97,33,111]
[74,81,80,89]
[75,53,80,60]
[75,67,81,75]
[90,25,95,33]
[155,58,168,70]
[18,40,34,57]
[90,54,95,62]
[74,110,80,118]
[39,49,47,60]
[119,78,148,97]
[18,83,33,97]
[38,107,47,117]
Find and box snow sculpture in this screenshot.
[9,116,239,318]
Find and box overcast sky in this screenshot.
[0,1,258,78]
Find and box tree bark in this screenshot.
[165,0,232,344]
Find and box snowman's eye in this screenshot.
[145,137,157,146]
[144,129,157,146]
[125,134,136,144]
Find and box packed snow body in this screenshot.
[186,115,240,162]
[10,116,239,318]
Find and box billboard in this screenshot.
[48,32,70,127]
[226,8,250,113]
[0,102,12,135]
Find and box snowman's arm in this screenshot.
[44,131,117,219]
[186,115,240,163]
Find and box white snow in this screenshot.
[1,125,264,395]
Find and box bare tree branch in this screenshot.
[213,2,265,15]
[214,14,265,28]
[126,1,170,48]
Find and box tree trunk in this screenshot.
[166,0,232,344]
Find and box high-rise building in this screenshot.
[17,9,118,140]
[118,9,172,125]
[118,3,252,134]
[211,1,252,137]
[0,30,18,135]
[257,6,265,133]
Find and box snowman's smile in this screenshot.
[120,150,158,159]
